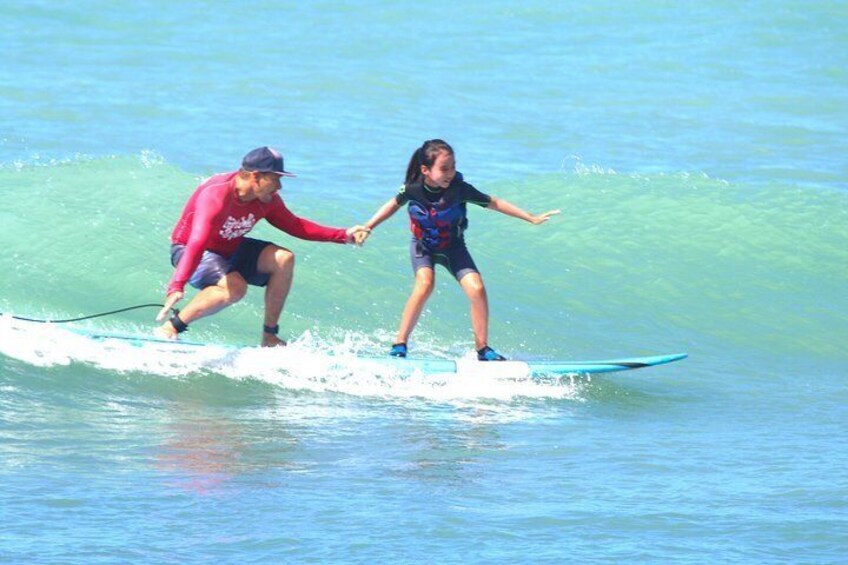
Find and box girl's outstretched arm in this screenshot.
[488,196,560,225]
[365,198,402,231]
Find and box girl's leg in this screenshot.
[395,267,435,344]
[458,272,489,350]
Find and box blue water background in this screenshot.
[1,1,846,563]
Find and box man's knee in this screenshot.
[222,274,248,302]
[273,247,295,272]
[260,245,295,275]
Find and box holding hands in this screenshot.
[346,225,372,246]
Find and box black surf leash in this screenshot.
[5,303,179,324]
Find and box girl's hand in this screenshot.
[531,209,561,225]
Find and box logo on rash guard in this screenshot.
[219,214,256,240]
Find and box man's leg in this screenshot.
[159,273,248,338]
[256,244,295,347]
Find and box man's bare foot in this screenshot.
[261,334,287,348]
[156,321,179,340]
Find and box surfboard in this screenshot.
[64,327,687,377]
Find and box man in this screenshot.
[156,146,370,346]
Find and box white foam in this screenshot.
[0,316,586,403]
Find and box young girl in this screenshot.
[364,139,559,361]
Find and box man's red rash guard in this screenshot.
[167,172,347,294]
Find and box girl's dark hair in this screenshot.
[405,139,454,185]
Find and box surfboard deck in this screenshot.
[65,327,687,376]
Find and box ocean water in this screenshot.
[1,1,846,563]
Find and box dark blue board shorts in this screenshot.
[171,237,273,289]
[410,239,479,281]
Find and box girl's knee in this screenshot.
[414,282,434,297]
[469,285,487,300]
[413,273,434,296]
[461,274,486,299]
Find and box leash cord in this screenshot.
[6,304,176,324]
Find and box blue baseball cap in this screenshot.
[241,146,296,177]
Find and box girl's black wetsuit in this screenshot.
[395,173,492,280]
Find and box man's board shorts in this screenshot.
[170,237,273,289]
[410,239,479,281]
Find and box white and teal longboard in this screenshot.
[65,327,687,377]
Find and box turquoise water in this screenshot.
[2,1,846,563]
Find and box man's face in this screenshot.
[255,172,282,202]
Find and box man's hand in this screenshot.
[346,225,371,246]
[156,291,184,321]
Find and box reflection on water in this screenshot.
[156,418,247,494]
[390,407,511,490]
[153,406,300,495]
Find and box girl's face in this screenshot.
[422,150,456,189]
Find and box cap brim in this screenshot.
[263,170,297,177]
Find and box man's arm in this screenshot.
[156,193,224,321]
[265,198,351,243]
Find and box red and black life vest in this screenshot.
[404,178,470,251]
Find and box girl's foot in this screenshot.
[477,346,506,361]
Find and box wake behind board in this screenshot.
[61,325,687,377]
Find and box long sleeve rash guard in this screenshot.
[167,171,347,294]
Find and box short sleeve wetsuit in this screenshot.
[395,172,492,280]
